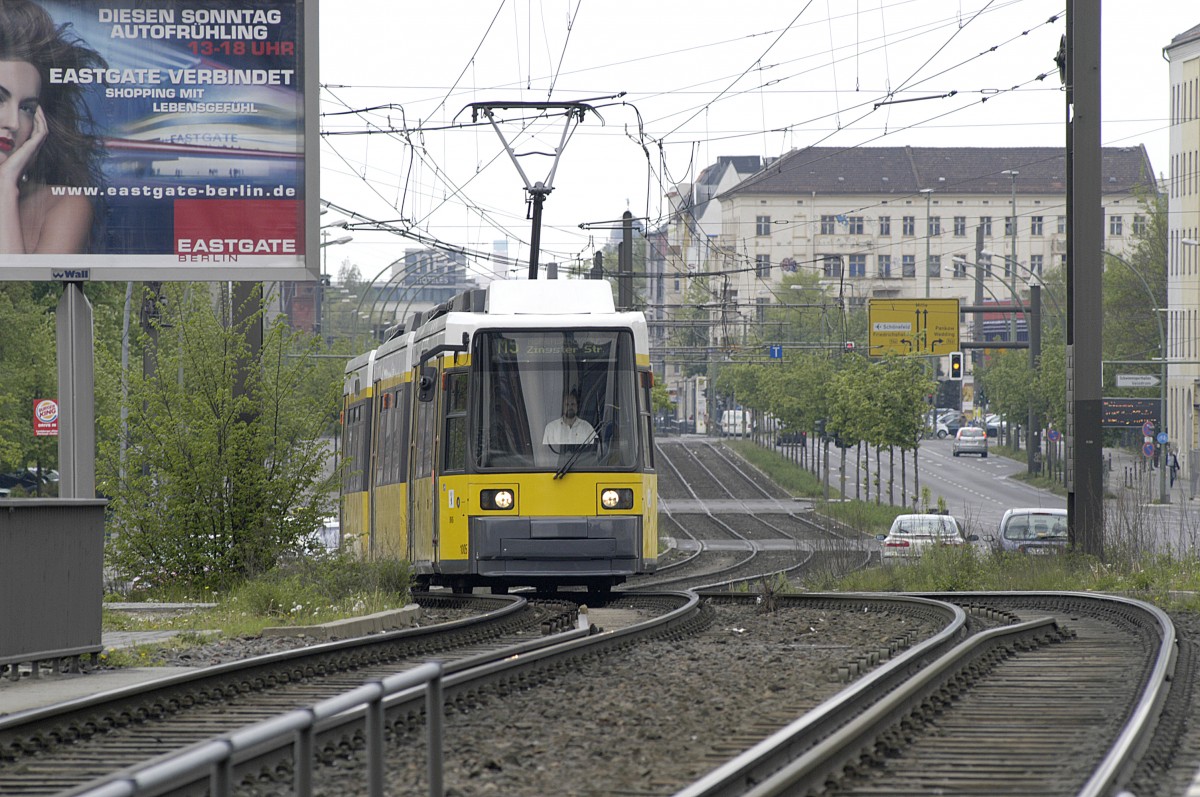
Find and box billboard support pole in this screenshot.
[56,283,96,499]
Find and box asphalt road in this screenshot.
[810,435,1200,554]
[815,435,1063,538]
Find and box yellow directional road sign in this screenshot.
[868,298,960,356]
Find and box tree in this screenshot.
[1103,193,1167,365]
[0,283,58,482]
[669,275,715,377]
[97,285,341,591]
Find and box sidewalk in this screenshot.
[1104,446,1191,504]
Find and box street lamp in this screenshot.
[920,188,934,298]
[319,232,353,337]
[1000,170,1019,343]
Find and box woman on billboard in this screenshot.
[0,0,105,254]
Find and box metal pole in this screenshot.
[1066,0,1105,557]
[1002,170,1019,342]
[1028,286,1041,475]
[619,210,633,309]
[922,189,934,298]
[56,283,96,499]
[528,187,549,279]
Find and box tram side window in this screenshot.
[375,392,390,487]
[376,389,409,487]
[343,402,371,493]
[389,386,410,484]
[443,372,469,473]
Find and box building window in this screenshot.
[982,253,993,278]
[902,254,916,277]
[1030,216,1044,236]
[928,216,942,236]
[848,254,866,277]
[1109,215,1123,236]
[1005,216,1016,237]
[1030,254,1044,276]
[879,216,891,236]
[954,216,967,236]
[756,215,771,236]
[757,297,769,322]
[1133,214,1147,236]
[902,216,916,236]
[755,254,770,277]
[847,216,864,235]
[928,255,941,278]
[953,257,967,278]
[878,254,892,277]
[980,216,993,236]
[823,255,842,277]
[1058,253,1067,268]
[820,215,836,234]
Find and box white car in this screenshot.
[878,513,977,562]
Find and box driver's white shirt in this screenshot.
[542,416,595,445]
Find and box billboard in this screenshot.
[0,0,318,282]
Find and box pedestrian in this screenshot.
[1169,448,1180,487]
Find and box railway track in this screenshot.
[5,438,1189,795]
[0,594,580,795]
[682,592,1176,797]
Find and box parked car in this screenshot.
[953,426,988,457]
[936,417,964,438]
[877,513,978,562]
[775,428,805,446]
[983,414,1007,438]
[992,508,1068,554]
[720,409,752,437]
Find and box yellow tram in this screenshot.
[340,279,658,593]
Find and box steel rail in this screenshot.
[66,593,701,797]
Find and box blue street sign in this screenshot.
[1143,442,1156,458]
[769,345,783,359]
[1157,432,1169,445]
[1142,421,1155,437]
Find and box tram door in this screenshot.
[409,364,439,567]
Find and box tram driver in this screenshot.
[542,389,595,447]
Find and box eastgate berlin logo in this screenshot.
[177,239,296,254]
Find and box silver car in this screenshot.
[878,513,976,562]
[952,426,988,457]
[995,508,1068,554]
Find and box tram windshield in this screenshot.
[472,329,640,471]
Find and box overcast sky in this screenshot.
[318,1,1195,282]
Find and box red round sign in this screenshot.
[34,399,58,424]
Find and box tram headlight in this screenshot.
[600,488,634,510]
[480,489,515,511]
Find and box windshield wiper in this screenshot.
[554,426,602,480]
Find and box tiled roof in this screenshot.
[719,146,1157,198]
[1167,23,1200,49]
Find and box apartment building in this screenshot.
[713,146,1155,326]
[1166,24,1200,494]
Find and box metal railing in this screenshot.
[79,660,445,797]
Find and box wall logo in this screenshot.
[34,399,60,437]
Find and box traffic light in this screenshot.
[949,351,963,381]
